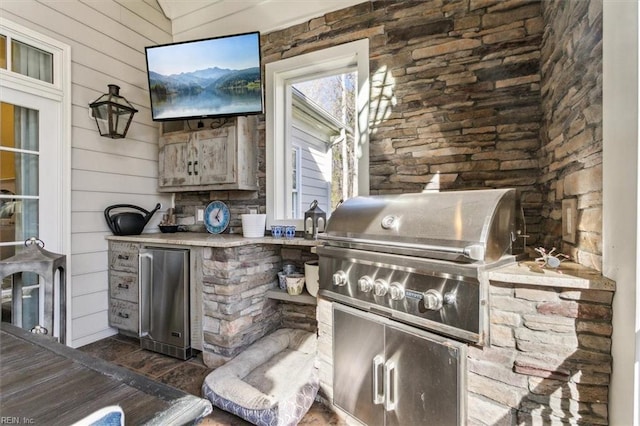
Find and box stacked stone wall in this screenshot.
[538,1,603,270]
[174,0,545,245]
[468,282,612,425]
[173,1,605,264]
[200,244,281,366]
[199,243,317,366]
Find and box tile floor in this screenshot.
[79,334,343,425]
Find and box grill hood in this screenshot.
[320,188,524,263]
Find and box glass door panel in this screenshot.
[0,101,41,330]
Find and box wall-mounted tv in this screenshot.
[145,31,263,121]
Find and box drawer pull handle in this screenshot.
[117,283,129,289]
[117,312,130,319]
[117,254,129,260]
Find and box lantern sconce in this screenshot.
[89,84,138,139]
[304,200,326,240]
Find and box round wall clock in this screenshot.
[204,201,230,234]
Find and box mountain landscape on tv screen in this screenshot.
[149,66,261,97]
[148,65,262,119]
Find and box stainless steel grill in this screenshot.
[317,188,524,344]
[318,189,525,425]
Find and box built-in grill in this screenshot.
[317,188,525,426]
[318,188,524,344]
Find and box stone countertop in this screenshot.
[488,260,615,291]
[106,232,322,248]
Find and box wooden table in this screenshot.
[0,323,212,425]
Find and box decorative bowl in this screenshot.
[158,225,179,233]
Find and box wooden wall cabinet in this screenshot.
[158,116,258,192]
[107,241,140,334]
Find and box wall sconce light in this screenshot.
[89,84,138,139]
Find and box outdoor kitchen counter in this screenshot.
[106,232,320,367]
[488,260,615,291]
[106,232,322,248]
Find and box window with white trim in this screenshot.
[265,39,370,228]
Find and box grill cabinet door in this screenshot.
[333,305,385,426]
[385,323,465,426]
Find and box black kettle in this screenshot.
[104,203,161,236]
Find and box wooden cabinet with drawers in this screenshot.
[158,116,258,192]
[107,241,140,334]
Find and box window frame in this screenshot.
[265,38,370,228]
[291,144,301,218]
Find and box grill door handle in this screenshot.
[372,355,384,405]
[384,359,397,412]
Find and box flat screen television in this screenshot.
[145,31,263,121]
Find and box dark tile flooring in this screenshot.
[79,334,342,425]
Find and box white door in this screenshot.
[0,88,63,332]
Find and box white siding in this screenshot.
[291,123,331,215]
[0,0,173,347]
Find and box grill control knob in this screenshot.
[373,279,389,297]
[332,270,348,287]
[389,282,405,301]
[422,289,444,310]
[358,276,373,293]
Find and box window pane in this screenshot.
[1,151,39,196]
[291,72,356,216]
[0,35,6,69]
[0,100,39,257]
[11,39,53,83]
[1,198,39,244]
[2,103,39,151]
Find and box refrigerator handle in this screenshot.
[372,354,385,405]
[384,359,397,412]
[138,251,153,338]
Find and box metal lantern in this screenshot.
[89,84,138,139]
[304,200,326,240]
[0,237,66,343]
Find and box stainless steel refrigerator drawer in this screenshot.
[139,246,192,360]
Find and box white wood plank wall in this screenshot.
[291,125,331,214]
[0,0,173,347]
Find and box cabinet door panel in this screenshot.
[197,130,236,184]
[333,305,385,426]
[159,132,192,187]
[385,324,465,426]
